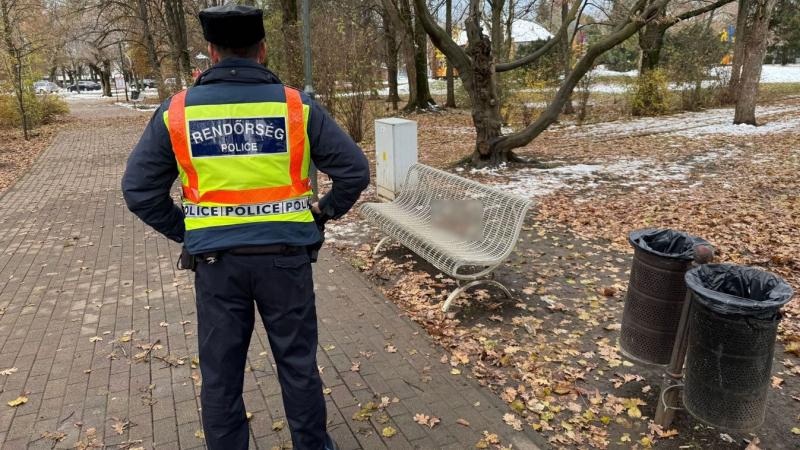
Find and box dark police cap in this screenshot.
[199,4,265,48]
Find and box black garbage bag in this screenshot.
[685,264,794,318]
[628,228,711,261]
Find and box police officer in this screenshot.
[121,5,369,450]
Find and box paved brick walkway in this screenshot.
[0,99,542,449]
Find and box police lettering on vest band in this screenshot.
[189,117,287,158]
[183,197,312,218]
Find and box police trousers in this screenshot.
[194,252,327,450]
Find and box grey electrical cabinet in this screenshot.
[374,118,418,202]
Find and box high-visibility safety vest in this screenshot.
[165,87,314,233]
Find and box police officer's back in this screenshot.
[121,5,369,450]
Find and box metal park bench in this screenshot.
[360,164,532,312]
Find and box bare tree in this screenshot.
[381,5,401,110]
[445,0,456,107]
[0,0,46,139]
[730,0,777,124]
[135,0,168,100]
[279,0,303,87]
[162,0,193,87]
[381,0,435,111]
[414,0,674,165]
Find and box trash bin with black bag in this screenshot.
[682,264,794,431]
[620,229,714,365]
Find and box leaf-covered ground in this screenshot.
[325,97,800,449]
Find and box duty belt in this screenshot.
[179,245,307,270]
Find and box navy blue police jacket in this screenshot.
[121,58,370,254]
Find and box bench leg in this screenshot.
[442,279,513,312]
[373,236,392,256]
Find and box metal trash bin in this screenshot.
[130,90,140,101]
[620,229,712,365]
[683,264,794,431]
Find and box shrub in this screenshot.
[0,89,68,129]
[629,68,669,116]
[662,23,729,111]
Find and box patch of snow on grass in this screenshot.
[570,104,800,138]
[478,148,741,199]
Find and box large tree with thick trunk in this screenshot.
[414,0,673,166]
[729,0,777,124]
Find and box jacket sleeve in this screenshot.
[121,105,186,242]
[307,99,370,222]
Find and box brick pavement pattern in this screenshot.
[0,99,542,449]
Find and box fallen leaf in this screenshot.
[745,437,762,450]
[7,396,27,407]
[0,367,17,376]
[272,420,285,431]
[771,376,784,389]
[350,361,361,372]
[194,430,205,440]
[381,426,397,438]
[457,418,471,427]
[503,413,522,431]
[89,336,103,343]
[111,419,128,435]
[413,413,440,428]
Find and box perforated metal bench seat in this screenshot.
[360,164,532,311]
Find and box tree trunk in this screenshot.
[733,0,777,124]
[490,0,506,104]
[726,0,750,102]
[280,0,303,87]
[382,9,400,110]
[561,0,575,114]
[445,0,456,107]
[411,5,435,111]
[490,0,506,61]
[165,0,192,87]
[465,2,504,164]
[504,0,515,60]
[136,0,167,100]
[0,0,29,139]
[638,6,667,74]
[12,54,29,140]
[397,0,418,108]
[101,60,113,96]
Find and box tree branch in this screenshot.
[495,0,582,72]
[411,0,472,74]
[494,0,672,151]
[666,0,735,27]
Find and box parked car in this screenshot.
[34,80,59,94]
[67,81,101,92]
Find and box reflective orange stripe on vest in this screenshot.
[167,87,311,205]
